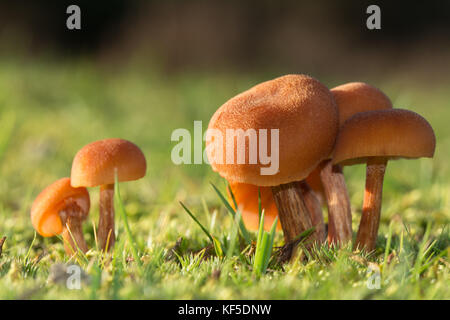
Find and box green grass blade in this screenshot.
[294,227,316,243]
[227,183,239,213]
[263,217,278,272]
[256,187,276,272]
[226,211,241,258]
[24,232,37,261]
[211,182,236,217]
[211,182,251,245]
[412,221,432,280]
[255,210,265,255]
[254,239,268,276]
[212,236,224,258]
[383,221,393,272]
[179,201,213,243]
[253,210,274,276]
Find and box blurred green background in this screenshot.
[0,0,448,299]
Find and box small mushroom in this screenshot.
[207,75,338,246]
[319,82,393,244]
[31,178,90,255]
[333,109,436,251]
[71,138,147,251]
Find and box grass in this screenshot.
[0,56,448,299]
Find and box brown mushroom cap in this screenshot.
[31,178,90,237]
[331,82,392,127]
[333,109,436,166]
[71,138,147,187]
[207,74,339,186]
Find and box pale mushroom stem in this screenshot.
[62,216,88,256]
[355,157,387,252]
[271,181,317,246]
[298,181,326,242]
[99,184,115,251]
[319,160,353,245]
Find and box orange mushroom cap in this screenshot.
[333,109,436,166]
[71,138,147,187]
[207,74,338,187]
[331,82,392,127]
[228,181,281,231]
[31,178,90,237]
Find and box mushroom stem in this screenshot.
[319,160,353,244]
[355,157,387,252]
[271,181,316,245]
[62,216,88,256]
[99,184,115,251]
[298,181,326,242]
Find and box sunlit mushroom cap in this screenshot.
[207,74,339,186]
[71,138,147,187]
[228,181,281,231]
[331,82,392,127]
[333,109,436,166]
[31,178,90,237]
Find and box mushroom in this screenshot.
[207,75,338,248]
[318,82,393,244]
[31,177,90,255]
[333,109,436,251]
[71,138,147,251]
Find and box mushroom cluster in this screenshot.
[31,138,146,256]
[29,75,435,259]
[207,75,436,254]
